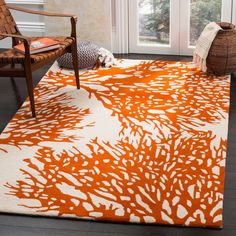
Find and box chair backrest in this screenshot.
[0,0,19,40]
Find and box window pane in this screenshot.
[190,0,222,46]
[138,0,170,45]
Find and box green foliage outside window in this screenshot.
[139,0,222,45]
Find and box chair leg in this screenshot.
[24,64,36,118]
[71,42,80,89]
[10,77,22,108]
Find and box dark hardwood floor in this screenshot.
[0,54,235,236]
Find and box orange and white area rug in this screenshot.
[0,60,230,228]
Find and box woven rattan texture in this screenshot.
[0,36,73,64]
[0,0,18,39]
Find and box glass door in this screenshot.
[129,0,180,54]
[180,0,232,55]
[129,0,233,55]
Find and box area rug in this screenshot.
[0,60,230,228]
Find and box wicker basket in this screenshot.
[207,22,236,76]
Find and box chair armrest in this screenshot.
[0,33,31,59]
[0,33,29,42]
[8,5,78,38]
[8,5,77,19]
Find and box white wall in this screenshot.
[2,0,113,51]
[1,0,45,48]
[45,0,112,50]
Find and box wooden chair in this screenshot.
[0,0,80,117]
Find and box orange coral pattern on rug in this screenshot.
[0,60,230,228]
